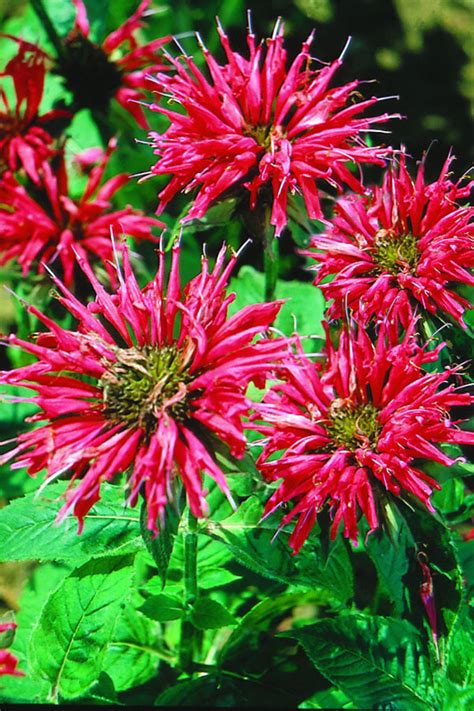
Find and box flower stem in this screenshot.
[91,110,113,147]
[31,0,66,60]
[263,228,279,303]
[179,510,198,672]
[259,206,279,302]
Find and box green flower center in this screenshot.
[100,346,192,434]
[326,400,381,451]
[372,229,419,275]
[244,123,285,151]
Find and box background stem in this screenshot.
[263,230,279,302]
[31,0,66,60]
[178,510,198,672]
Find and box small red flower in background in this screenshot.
[255,322,473,553]
[0,38,68,183]
[305,152,474,332]
[0,137,162,285]
[0,243,289,534]
[146,18,398,235]
[0,622,23,677]
[58,0,169,127]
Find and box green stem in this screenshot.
[179,510,198,672]
[31,0,66,60]
[258,206,279,302]
[91,109,113,147]
[263,228,279,303]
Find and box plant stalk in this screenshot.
[31,0,66,60]
[178,510,198,672]
[263,225,279,303]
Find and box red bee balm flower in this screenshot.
[59,0,169,127]
[255,323,473,553]
[0,38,68,182]
[147,19,398,235]
[0,622,23,677]
[0,138,161,285]
[0,244,289,533]
[306,153,474,330]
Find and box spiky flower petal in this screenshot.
[0,38,68,182]
[147,19,398,235]
[305,152,474,331]
[255,322,473,553]
[0,138,161,285]
[0,244,289,533]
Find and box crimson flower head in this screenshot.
[0,137,162,285]
[146,17,398,236]
[0,243,289,534]
[0,38,68,183]
[306,152,474,331]
[57,0,169,127]
[0,622,23,677]
[255,322,473,553]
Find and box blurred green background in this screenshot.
[1,0,472,172]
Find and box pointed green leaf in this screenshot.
[219,591,334,665]
[104,607,162,692]
[140,501,181,588]
[29,556,134,701]
[139,593,184,622]
[205,497,353,601]
[0,483,142,562]
[283,615,432,710]
[190,598,236,630]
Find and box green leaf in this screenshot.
[432,477,468,517]
[229,266,326,346]
[139,593,184,622]
[103,607,162,692]
[140,501,181,589]
[284,615,432,709]
[190,598,236,630]
[205,497,353,601]
[298,687,354,709]
[29,556,134,701]
[438,680,474,711]
[446,606,474,688]
[0,482,142,562]
[154,674,238,707]
[79,672,119,706]
[0,563,70,704]
[219,591,333,665]
[199,567,241,590]
[365,511,413,613]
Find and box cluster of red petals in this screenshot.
[255,322,473,553]
[147,20,398,235]
[0,244,289,534]
[69,0,169,127]
[0,137,161,285]
[0,37,68,183]
[0,622,23,677]
[306,152,474,331]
